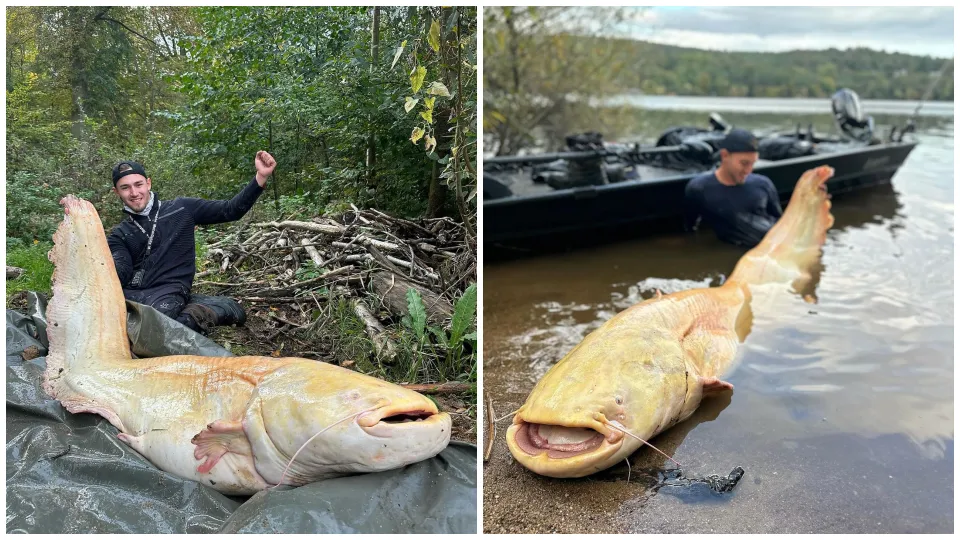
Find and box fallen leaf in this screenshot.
[21,345,40,361]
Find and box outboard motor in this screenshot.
[831,88,875,144]
[708,112,730,132]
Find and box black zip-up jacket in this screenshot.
[107,177,264,296]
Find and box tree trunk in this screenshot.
[319,135,330,168]
[426,160,445,217]
[426,6,456,217]
[366,7,380,188]
[269,119,280,213]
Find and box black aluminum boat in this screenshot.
[484,91,919,257]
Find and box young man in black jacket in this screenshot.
[107,151,276,333]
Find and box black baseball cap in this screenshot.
[718,128,759,153]
[112,161,147,186]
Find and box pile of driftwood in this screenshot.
[195,206,476,376]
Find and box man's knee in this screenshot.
[150,293,187,318]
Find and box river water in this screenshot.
[482,98,954,533]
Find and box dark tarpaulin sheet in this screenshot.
[6,293,477,534]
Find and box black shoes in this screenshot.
[181,294,246,333]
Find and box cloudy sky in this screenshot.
[614,6,954,58]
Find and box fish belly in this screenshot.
[122,426,269,495]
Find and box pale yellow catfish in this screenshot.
[41,196,451,495]
[506,166,836,477]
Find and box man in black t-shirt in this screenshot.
[107,151,276,333]
[683,128,782,247]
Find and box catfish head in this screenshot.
[243,360,452,486]
[506,316,697,477]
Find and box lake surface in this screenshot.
[482,98,954,533]
[597,94,954,118]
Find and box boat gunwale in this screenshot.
[483,140,918,208]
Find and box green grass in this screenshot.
[314,285,478,386]
[6,241,54,300]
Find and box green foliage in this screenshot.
[603,40,954,101]
[7,6,478,246]
[449,282,477,349]
[404,287,428,341]
[398,284,477,383]
[6,241,55,297]
[312,285,476,386]
[325,298,378,372]
[483,7,634,155]
[294,262,322,281]
[7,173,64,243]
[397,7,477,229]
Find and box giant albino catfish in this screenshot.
[507,165,836,477]
[42,196,451,495]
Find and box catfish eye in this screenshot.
[615,396,623,405]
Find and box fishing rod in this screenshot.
[911,56,953,120]
[898,56,953,141]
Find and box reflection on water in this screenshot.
[483,110,953,533]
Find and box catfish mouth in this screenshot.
[380,411,434,424]
[356,405,450,437]
[512,421,609,459]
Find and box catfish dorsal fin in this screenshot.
[43,196,131,399]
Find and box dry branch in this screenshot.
[399,382,472,394]
[484,393,495,462]
[372,271,452,323]
[193,205,476,364]
[262,220,344,235]
[300,238,324,266]
[353,299,397,361]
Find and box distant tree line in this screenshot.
[606,39,953,101]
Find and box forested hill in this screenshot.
[605,39,953,100]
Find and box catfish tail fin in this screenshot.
[42,196,131,400]
[726,166,835,288]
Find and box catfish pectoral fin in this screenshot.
[701,377,734,395]
[191,420,253,474]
